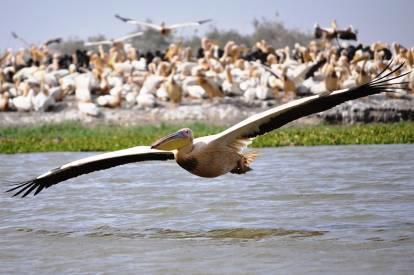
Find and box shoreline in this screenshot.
[1,121,413,154]
[1,94,413,128]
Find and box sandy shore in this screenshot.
[1,95,413,127]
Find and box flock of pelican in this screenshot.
[6,62,409,197]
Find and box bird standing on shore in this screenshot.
[6,63,409,197]
[115,14,212,36]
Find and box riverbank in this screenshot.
[1,121,413,154]
[1,94,414,128]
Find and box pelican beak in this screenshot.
[151,131,188,150]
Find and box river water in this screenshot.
[1,145,413,274]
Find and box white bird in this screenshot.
[84,32,143,47]
[10,92,34,112]
[115,14,212,36]
[33,91,55,112]
[222,67,243,96]
[78,102,100,117]
[6,63,410,197]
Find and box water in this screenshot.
[1,145,414,274]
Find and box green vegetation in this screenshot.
[1,122,413,154]
[0,122,222,154]
[251,122,414,147]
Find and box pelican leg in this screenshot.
[230,156,253,174]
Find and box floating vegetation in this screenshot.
[15,226,325,240]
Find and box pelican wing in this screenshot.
[44,37,62,46]
[260,64,281,79]
[337,29,357,40]
[168,19,212,29]
[84,40,113,47]
[304,58,327,79]
[314,26,330,39]
[210,63,409,146]
[6,146,174,197]
[114,31,144,42]
[114,14,162,30]
[11,31,30,46]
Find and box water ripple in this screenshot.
[1,144,414,273]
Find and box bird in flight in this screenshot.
[314,20,358,41]
[11,31,62,47]
[115,14,212,36]
[84,31,143,47]
[6,63,409,197]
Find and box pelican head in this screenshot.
[151,128,193,150]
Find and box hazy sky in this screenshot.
[1,0,413,50]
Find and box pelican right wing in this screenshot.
[84,41,113,47]
[6,146,174,197]
[169,19,212,29]
[337,29,358,40]
[211,62,410,146]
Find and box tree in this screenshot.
[250,17,312,48]
[50,36,86,55]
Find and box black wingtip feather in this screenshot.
[22,183,40,198]
[371,59,394,81]
[357,62,410,96]
[372,71,411,86]
[198,19,212,25]
[371,61,405,85]
[6,180,33,193]
[114,14,130,22]
[33,185,44,196]
[11,181,36,197]
[5,179,41,198]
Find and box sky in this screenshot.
[1,0,413,50]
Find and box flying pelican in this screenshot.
[43,37,63,46]
[115,14,212,36]
[6,63,409,197]
[314,21,358,41]
[84,32,143,47]
[11,31,30,46]
[11,31,62,47]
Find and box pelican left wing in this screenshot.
[115,32,144,42]
[114,14,162,30]
[6,146,174,197]
[211,62,410,146]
